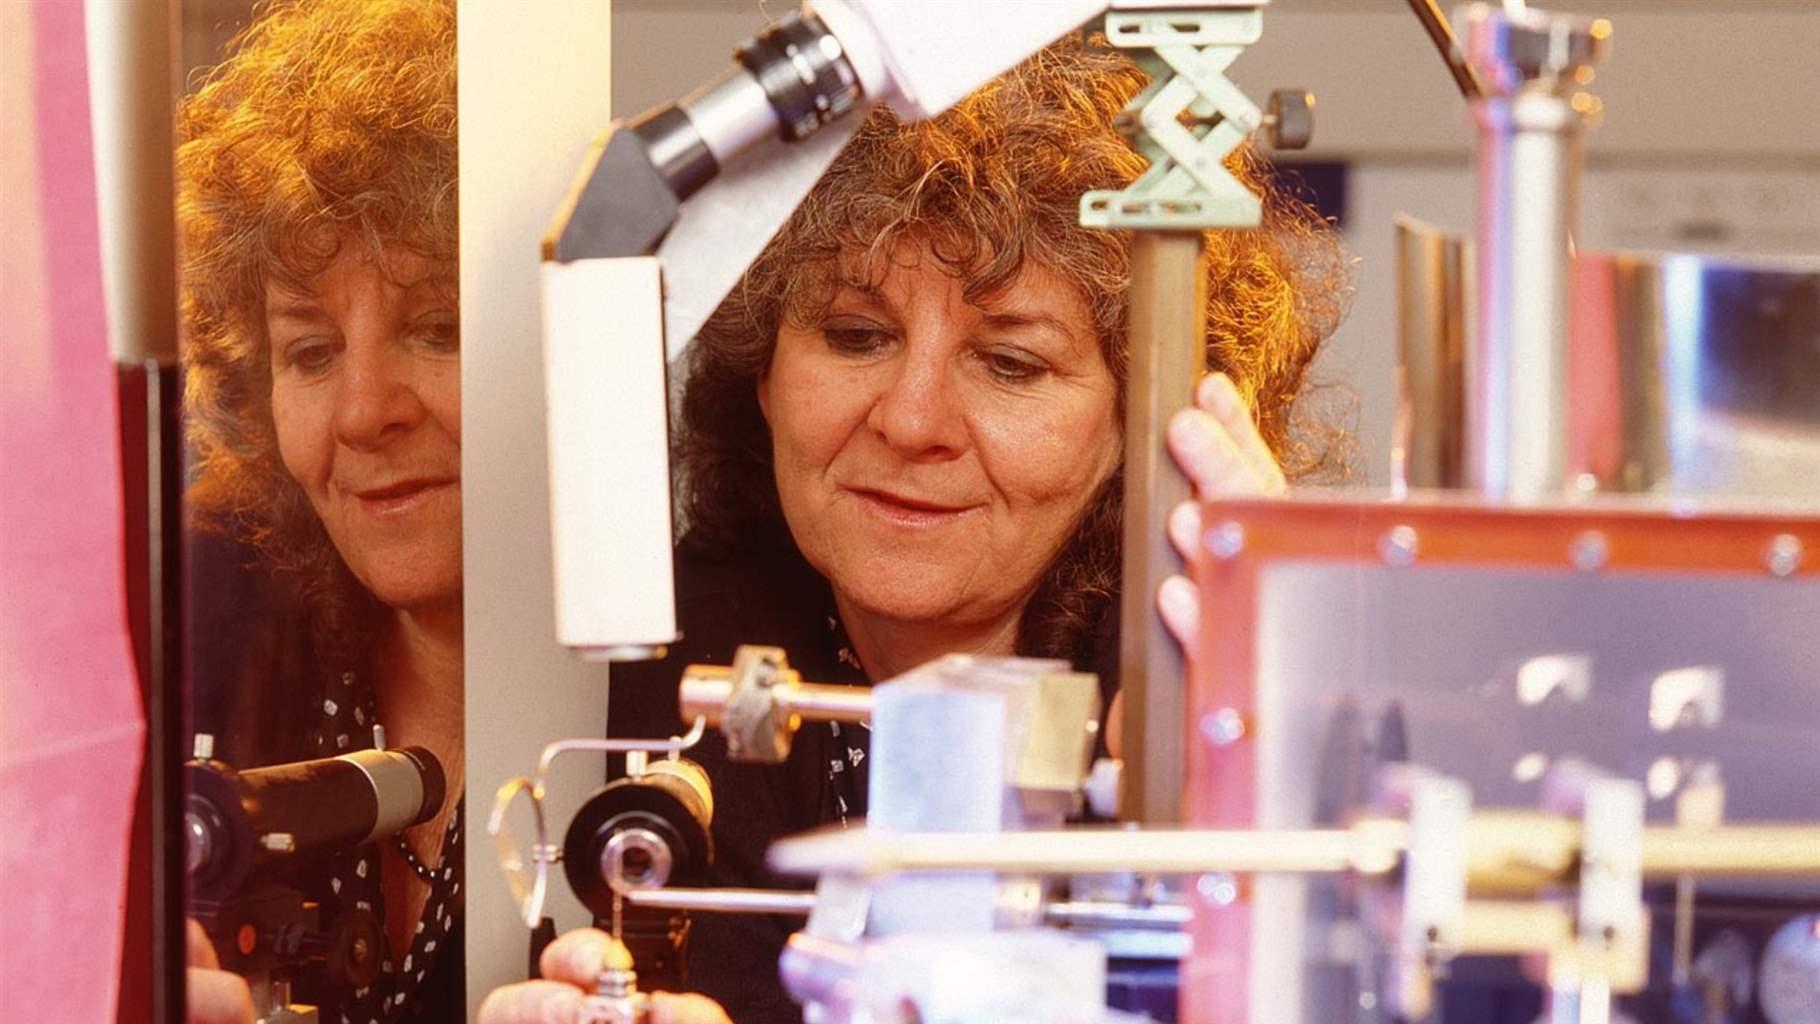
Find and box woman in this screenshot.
[481,40,1345,1024]
[177,2,463,1022]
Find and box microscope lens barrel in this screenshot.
[236,746,445,855]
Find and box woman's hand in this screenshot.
[185,919,254,1024]
[1158,372,1286,662]
[477,927,733,1024]
[1108,373,1285,759]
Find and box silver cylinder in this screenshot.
[1460,4,1610,501]
[340,748,432,841]
[84,0,178,365]
[679,69,777,167]
[1396,228,1820,502]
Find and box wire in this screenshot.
[1403,0,1486,101]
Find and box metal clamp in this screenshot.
[679,645,873,763]
[1369,767,1473,1020]
[1082,6,1288,229]
[486,718,706,928]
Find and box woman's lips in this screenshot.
[353,478,456,517]
[851,488,975,527]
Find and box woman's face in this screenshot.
[759,244,1120,631]
[266,245,462,611]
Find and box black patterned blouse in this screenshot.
[308,669,464,1024]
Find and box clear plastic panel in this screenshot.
[1247,560,1820,1024]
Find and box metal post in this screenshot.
[1120,232,1208,824]
[1460,4,1609,501]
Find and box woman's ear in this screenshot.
[756,361,773,425]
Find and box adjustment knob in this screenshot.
[1266,89,1314,151]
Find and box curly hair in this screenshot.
[177,0,456,645]
[678,42,1350,665]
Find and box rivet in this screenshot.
[1207,520,1246,561]
[1570,530,1609,572]
[1200,707,1246,746]
[1379,525,1419,568]
[1197,872,1239,906]
[1766,534,1803,578]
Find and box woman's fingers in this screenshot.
[649,992,735,1024]
[537,927,619,989]
[1199,372,1288,494]
[1156,573,1201,664]
[184,919,253,1024]
[477,980,587,1024]
[185,968,253,1024]
[1168,501,1202,565]
[476,982,731,1024]
[186,919,220,970]
[1170,373,1287,497]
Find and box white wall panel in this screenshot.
[459,2,617,1011]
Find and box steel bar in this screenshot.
[1045,901,1192,930]
[1638,826,1820,877]
[768,820,1820,884]
[1119,232,1208,825]
[768,826,1383,878]
[626,887,818,916]
[678,671,872,726]
[1401,0,1485,100]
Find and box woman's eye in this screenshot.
[979,347,1049,384]
[412,315,460,353]
[285,338,338,375]
[822,322,892,356]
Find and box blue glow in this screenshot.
[1661,255,1707,485]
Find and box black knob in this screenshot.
[1267,89,1315,151]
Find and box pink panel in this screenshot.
[0,2,146,1020]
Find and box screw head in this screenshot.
[1200,707,1247,747]
[1207,521,1246,561]
[1766,534,1803,578]
[1196,872,1239,906]
[1379,525,1419,568]
[1570,530,1609,572]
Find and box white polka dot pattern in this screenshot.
[309,668,463,1022]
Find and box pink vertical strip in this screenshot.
[1183,549,1261,1024]
[0,2,146,1022]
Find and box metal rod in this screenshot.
[626,887,818,916]
[784,683,873,723]
[769,826,1382,878]
[623,891,1197,931]
[534,717,706,796]
[1638,826,1820,877]
[1401,0,1485,100]
[768,820,1820,883]
[1045,901,1192,930]
[1460,7,1606,501]
[679,671,872,725]
[1119,232,1207,825]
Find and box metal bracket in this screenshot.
[485,719,707,928]
[1081,8,1268,230]
[1539,761,1649,1017]
[1373,767,1472,1020]
[1576,776,1648,993]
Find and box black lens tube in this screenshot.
[735,11,862,143]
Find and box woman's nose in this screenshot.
[865,345,965,459]
[332,342,423,449]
